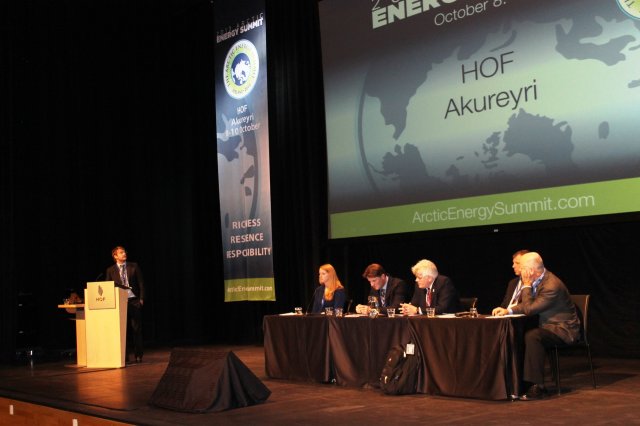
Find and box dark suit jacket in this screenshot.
[510,270,579,344]
[106,262,145,302]
[500,277,520,308]
[368,276,408,309]
[311,286,346,314]
[410,274,459,315]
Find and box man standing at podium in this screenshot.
[106,246,145,363]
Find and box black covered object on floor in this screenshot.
[149,347,271,412]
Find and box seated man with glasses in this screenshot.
[400,259,459,315]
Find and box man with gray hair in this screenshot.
[400,259,459,315]
[493,252,579,400]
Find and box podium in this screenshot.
[84,281,128,368]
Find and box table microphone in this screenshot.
[305,294,315,315]
[345,299,353,314]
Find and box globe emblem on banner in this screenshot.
[223,39,259,99]
[232,55,251,85]
[617,0,640,19]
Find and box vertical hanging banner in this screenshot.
[215,0,275,302]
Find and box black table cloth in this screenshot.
[263,314,529,400]
[408,316,525,399]
[263,314,330,382]
[329,315,413,388]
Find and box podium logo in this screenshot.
[223,39,259,99]
[96,284,106,302]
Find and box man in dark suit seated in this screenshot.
[400,259,459,315]
[493,252,580,400]
[491,249,529,315]
[355,263,408,314]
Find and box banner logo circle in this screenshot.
[617,0,640,19]
[223,39,260,99]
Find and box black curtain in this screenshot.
[2,0,17,363]
[3,0,639,363]
[267,0,328,314]
[3,0,329,358]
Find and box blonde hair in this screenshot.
[320,264,343,301]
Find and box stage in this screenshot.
[1,345,639,425]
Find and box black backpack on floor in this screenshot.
[379,344,421,395]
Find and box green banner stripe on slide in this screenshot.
[330,177,640,238]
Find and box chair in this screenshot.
[459,297,478,311]
[549,294,597,394]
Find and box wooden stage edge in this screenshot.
[0,397,131,426]
[2,345,640,426]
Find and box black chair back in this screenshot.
[571,294,589,344]
[550,293,596,394]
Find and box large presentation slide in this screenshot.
[319,0,640,239]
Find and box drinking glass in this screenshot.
[426,307,435,318]
[324,307,334,316]
[470,307,478,318]
[335,307,343,317]
[367,296,379,309]
[294,307,303,315]
[387,307,396,318]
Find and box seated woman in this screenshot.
[310,264,346,313]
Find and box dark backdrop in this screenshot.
[2,0,639,364]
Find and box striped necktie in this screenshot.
[120,265,128,287]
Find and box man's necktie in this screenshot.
[426,288,432,307]
[508,282,522,308]
[380,288,386,306]
[120,265,128,287]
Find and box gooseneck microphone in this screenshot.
[305,290,315,315]
[345,299,353,314]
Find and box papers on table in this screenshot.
[486,314,525,318]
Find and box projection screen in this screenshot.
[319,0,640,239]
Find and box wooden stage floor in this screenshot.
[1,345,640,425]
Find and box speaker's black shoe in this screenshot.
[520,384,546,400]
